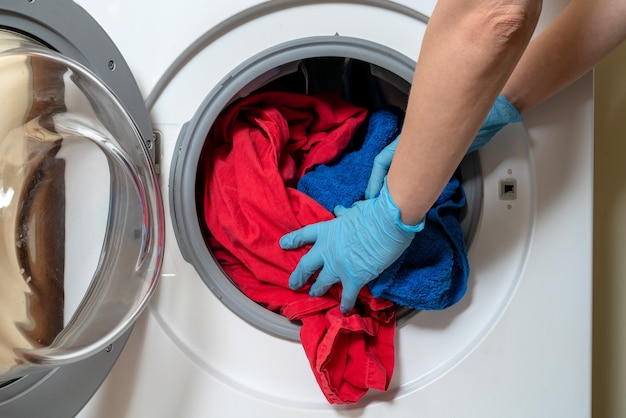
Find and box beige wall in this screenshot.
[593,40,626,417]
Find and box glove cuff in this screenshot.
[466,95,522,154]
[494,95,522,124]
[380,179,425,234]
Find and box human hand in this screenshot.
[280,180,425,313]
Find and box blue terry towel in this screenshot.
[297,109,470,310]
[298,109,401,210]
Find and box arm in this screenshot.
[502,0,626,113]
[281,0,542,313]
[370,0,626,205]
[387,0,542,226]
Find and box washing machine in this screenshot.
[0,1,592,417]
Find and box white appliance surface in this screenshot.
[75,1,592,417]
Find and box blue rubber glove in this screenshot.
[364,134,399,199]
[365,95,522,199]
[465,95,522,154]
[280,179,425,313]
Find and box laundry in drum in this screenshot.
[298,109,470,311]
[199,59,470,403]
[198,58,469,404]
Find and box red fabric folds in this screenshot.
[200,91,396,404]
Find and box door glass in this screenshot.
[0,30,163,381]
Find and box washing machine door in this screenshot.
[0,2,163,416]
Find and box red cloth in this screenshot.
[200,91,396,404]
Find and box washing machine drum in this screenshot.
[0,3,163,409]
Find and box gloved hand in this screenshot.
[365,95,522,199]
[280,179,425,313]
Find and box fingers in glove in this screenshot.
[365,136,398,199]
[333,205,348,217]
[340,280,361,314]
[288,246,323,290]
[309,268,339,297]
[280,223,320,250]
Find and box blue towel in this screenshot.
[298,109,401,210]
[297,109,470,310]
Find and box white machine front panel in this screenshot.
[76,1,591,417]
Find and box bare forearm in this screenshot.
[387,0,542,225]
[503,0,626,113]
